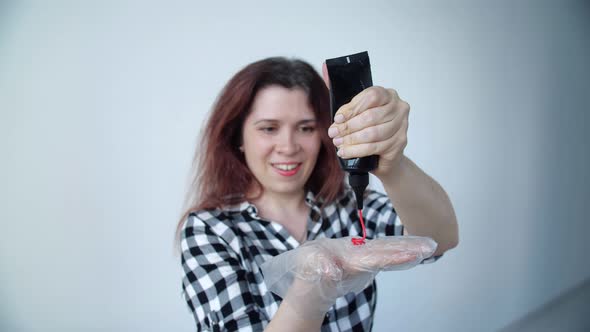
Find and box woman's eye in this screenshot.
[260,127,277,133]
[300,126,316,133]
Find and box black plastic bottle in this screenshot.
[325,51,378,210]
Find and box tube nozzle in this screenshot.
[349,172,369,210]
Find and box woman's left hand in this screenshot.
[327,86,410,179]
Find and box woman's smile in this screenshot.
[271,162,302,176]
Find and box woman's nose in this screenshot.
[276,130,300,155]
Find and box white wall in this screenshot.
[1,1,589,331]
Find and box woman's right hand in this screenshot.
[261,236,437,320]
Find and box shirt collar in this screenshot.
[304,190,320,208]
[224,190,322,221]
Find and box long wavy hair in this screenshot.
[176,57,345,239]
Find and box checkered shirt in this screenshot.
[180,187,439,331]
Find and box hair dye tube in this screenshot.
[325,51,379,210]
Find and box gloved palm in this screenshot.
[261,236,437,320]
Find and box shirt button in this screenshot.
[325,312,331,318]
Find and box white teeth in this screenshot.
[274,164,298,171]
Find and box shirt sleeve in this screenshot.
[180,213,267,331]
[363,189,442,263]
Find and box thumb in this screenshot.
[321,62,330,89]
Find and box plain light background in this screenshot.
[1,1,589,331]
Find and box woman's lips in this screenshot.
[272,163,302,177]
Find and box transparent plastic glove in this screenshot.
[260,236,437,320]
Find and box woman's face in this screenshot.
[242,85,321,199]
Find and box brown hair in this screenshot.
[176,57,344,238]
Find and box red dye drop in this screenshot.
[351,209,367,246]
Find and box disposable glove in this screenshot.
[260,236,437,320]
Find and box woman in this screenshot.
[178,57,458,331]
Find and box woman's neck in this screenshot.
[250,190,309,226]
[253,189,305,212]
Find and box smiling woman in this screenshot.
[176,57,457,332]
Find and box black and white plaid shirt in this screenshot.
[181,187,438,331]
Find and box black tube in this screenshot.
[325,51,379,210]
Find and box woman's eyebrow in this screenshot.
[253,119,279,125]
[253,119,316,125]
[298,119,317,125]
